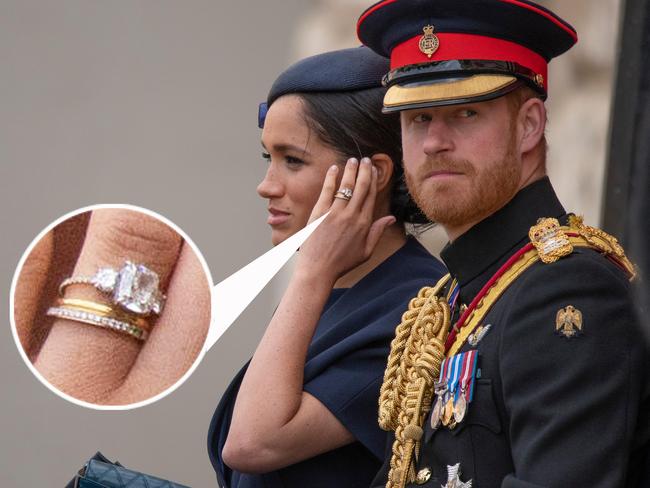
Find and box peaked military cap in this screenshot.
[258,46,390,128]
[357,0,578,112]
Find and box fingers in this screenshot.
[14,213,89,362]
[331,158,359,211]
[109,243,210,404]
[14,230,53,360]
[34,208,183,404]
[308,165,339,224]
[346,157,373,213]
[359,164,379,223]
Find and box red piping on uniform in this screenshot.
[445,243,535,351]
[444,232,632,350]
[356,0,577,43]
[356,0,399,38]
[498,0,578,40]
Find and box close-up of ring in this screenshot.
[46,303,150,341]
[59,261,166,316]
[334,187,353,201]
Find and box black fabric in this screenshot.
[266,46,389,107]
[372,180,650,488]
[357,0,576,61]
[207,237,446,488]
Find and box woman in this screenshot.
[207,47,446,487]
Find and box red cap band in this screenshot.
[391,32,548,90]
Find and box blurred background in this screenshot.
[0,1,628,486]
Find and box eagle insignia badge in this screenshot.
[556,305,583,338]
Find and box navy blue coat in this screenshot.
[208,238,446,487]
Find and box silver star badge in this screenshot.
[442,463,472,488]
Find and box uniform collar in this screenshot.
[440,177,565,287]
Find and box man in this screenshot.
[357,1,650,487]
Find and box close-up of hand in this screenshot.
[13,208,211,406]
[298,157,396,286]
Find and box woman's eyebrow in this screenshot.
[264,142,312,157]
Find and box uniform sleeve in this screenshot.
[303,282,425,461]
[498,250,647,487]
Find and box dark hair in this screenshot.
[294,87,429,225]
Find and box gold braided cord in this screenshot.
[377,216,635,488]
[378,274,451,488]
[568,215,636,279]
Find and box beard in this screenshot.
[405,136,521,229]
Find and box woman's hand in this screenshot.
[14,208,211,405]
[298,157,396,286]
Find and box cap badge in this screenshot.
[556,305,583,339]
[419,25,440,58]
[534,74,545,88]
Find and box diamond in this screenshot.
[92,267,119,292]
[113,261,164,315]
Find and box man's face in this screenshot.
[400,96,522,231]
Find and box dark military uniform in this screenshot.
[356,1,649,485]
[370,178,650,487]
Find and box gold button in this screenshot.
[416,467,432,484]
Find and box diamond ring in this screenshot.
[59,261,166,316]
[334,187,353,201]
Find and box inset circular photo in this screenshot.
[10,204,212,409]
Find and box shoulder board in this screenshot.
[529,215,635,279]
[448,215,635,355]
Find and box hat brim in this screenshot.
[383,74,520,112]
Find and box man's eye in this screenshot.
[261,151,271,161]
[459,109,478,118]
[412,113,432,123]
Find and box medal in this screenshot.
[433,350,479,430]
[442,396,455,426]
[430,395,443,429]
[454,387,467,423]
[431,380,447,429]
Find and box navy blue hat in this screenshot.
[258,46,389,128]
[357,0,578,112]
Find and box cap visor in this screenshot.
[384,74,519,111]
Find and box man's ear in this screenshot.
[370,153,395,192]
[518,97,546,155]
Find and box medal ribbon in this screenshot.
[447,279,461,311]
[441,350,480,403]
[467,350,479,401]
[448,354,462,396]
[460,350,479,402]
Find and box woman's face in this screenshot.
[258,95,343,245]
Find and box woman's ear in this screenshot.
[370,153,395,193]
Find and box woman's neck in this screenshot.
[334,223,408,289]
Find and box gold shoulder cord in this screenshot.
[379,217,635,488]
[449,217,636,357]
[568,215,636,278]
[378,274,451,488]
